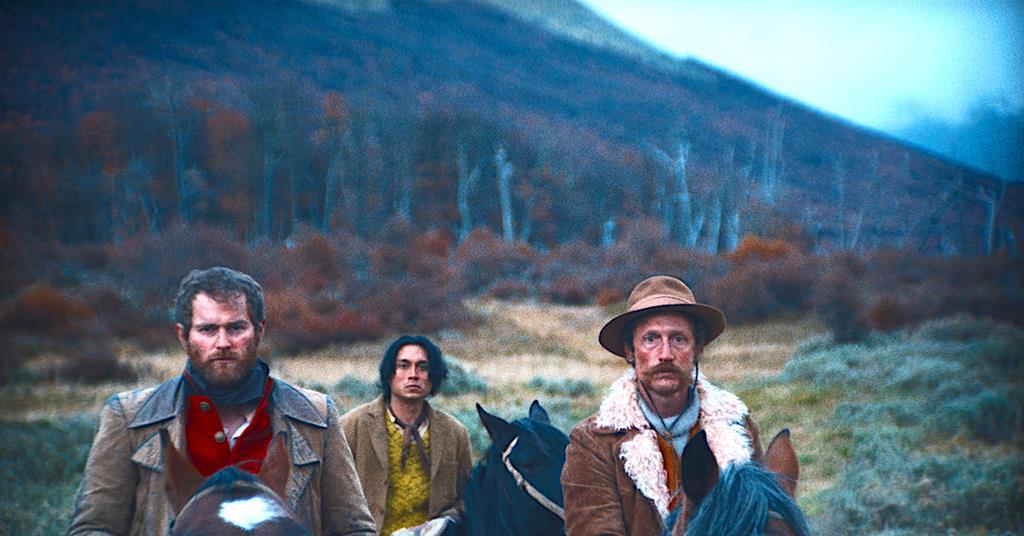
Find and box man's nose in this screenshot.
[214,328,231,348]
[656,338,674,360]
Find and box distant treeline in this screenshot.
[2,73,1016,257]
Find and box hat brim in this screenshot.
[598,303,726,358]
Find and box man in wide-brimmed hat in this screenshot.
[561,275,764,535]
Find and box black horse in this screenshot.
[446,400,569,536]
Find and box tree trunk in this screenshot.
[495,146,515,242]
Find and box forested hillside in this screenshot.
[2,0,1018,254]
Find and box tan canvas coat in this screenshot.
[69,376,376,536]
[340,396,473,532]
[561,369,763,536]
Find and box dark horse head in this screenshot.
[666,429,811,536]
[457,400,569,536]
[160,429,309,535]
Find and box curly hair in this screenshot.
[173,267,264,332]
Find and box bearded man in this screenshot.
[561,275,764,535]
[70,266,375,535]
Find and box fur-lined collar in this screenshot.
[594,369,754,519]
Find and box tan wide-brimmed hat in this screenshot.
[598,275,726,358]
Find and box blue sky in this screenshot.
[577,0,1024,133]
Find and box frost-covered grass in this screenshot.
[0,417,97,536]
[774,316,1024,534]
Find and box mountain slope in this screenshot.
[0,0,1017,253]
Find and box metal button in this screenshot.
[214,431,227,443]
[199,401,211,412]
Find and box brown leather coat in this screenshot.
[69,376,376,536]
[561,370,762,536]
[340,396,473,532]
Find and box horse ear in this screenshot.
[477,403,516,441]
[528,400,550,424]
[161,428,204,516]
[258,433,291,500]
[680,430,719,507]
[764,428,799,498]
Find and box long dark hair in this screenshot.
[378,335,449,398]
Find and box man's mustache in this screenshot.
[640,362,687,382]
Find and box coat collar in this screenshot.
[128,375,325,511]
[593,369,755,520]
[128,374,328,430]
[364,395,441,479]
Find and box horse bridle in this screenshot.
[501,436,565,521]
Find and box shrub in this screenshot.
[263,288,385,354]
[786,317,1024,532]
[818,428,1024,533]
[541,275,591,305]
[110,224,252,304]
[439,355,488,396]
[454,229,535,295]
[487,278,532,300]
[0,333,35,384]
[708,253,816,324]
[333,375,377,401]
[526,376,597,397]
[595,287,624,306]
[0,418,98,535]
[0,282,95,334]
[57,337,137,384]
[729,235,798,265]
[865,297,912,332]
[813,263,866,343]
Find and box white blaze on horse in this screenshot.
[160,429,309,535]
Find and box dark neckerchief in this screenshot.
[390,401,430,473]
[184,358,269,408]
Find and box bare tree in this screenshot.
[495,145,515,242]
[718,147,752,252]
[760,106,785,204]
[833,154,863,250]
[456,142,482,242]
[147,73,198,223]
[322,133,348,231]
[978,179,1007,255]
[602,216,616,248]
[649,141,701,247]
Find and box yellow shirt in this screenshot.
[381,411,430,535]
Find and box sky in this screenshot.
[577,0,1024,133]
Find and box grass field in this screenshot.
[2,301,1021,535]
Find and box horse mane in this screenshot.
[191,466,258,497]
[684,462,811,536]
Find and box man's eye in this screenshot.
[199,326,216,334]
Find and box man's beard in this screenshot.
[187,342,258,389]
[640,362,691,394]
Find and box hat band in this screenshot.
[629,294,697,312]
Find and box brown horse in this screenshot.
[668,429,811,536]
[160,429,308,535]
